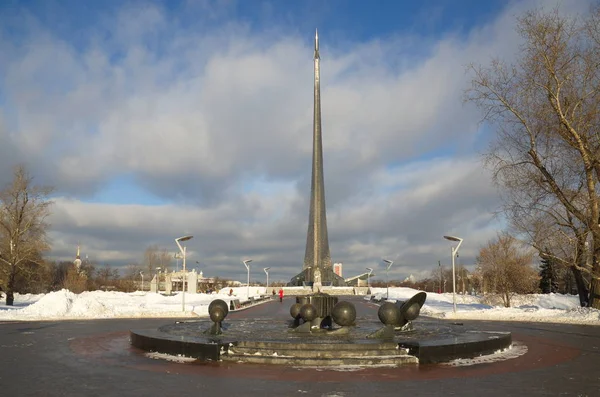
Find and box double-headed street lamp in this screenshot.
[365,267,373,290]
[243,259,253,299]
[383,259,393,300]
[175,235,193,312]
[263,267,271,291]
[444,235,463,314]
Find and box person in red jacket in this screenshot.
[278,288,284,303]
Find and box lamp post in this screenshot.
[175,235,194,312]
[366,267,373,290]
[156,267,161,293]
[439,260,442,293]
[444,235,463,314]
[140,271,144,292]
[263,267,271,292]
[195,260,204,276]
[383,259,393,300]
[243,259,253,300]
[174,252,183,272]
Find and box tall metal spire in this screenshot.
[304,28,331,275]
[314,29,320,59]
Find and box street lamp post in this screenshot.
[174,252,183,272]
[175,235,194,312]
[366,267,373,290]
[156,267,161,293]
[438,260,442,293]
[383,259,393,300]
[263,267,271,292]
[243,259,253,300]
[444,235,463,314]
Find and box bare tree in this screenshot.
[143,245,173,275]
[94,264,119,289]
[477,233,539,307]
[0,165,53,305]
[453,264,471,294]
[157,248,172,272]
[63,266,87,293]
[124,262,143,280]
[465,6,600,308]
[429,264,446,293]
[13,255,53,294]
[428,264,453,293]
[503,181,591,305]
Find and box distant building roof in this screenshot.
[344,272,374,283]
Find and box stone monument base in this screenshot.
[131,317,511,366]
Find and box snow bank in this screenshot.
[0,287,598,324]
[368,287,600,325]
[0,289,235,321]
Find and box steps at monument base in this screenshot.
[221,340,414,364]
[318,287,356,295]
[284,287,359,296]
[234,340,401,351]
[221,352,418,366]
[227,346,409,359]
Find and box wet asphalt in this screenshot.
[1,296,599,396]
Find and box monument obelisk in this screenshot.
[304,29,331,279]
[284,30,344,288]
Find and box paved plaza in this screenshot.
[1,297,599,396]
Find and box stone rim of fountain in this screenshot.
[130,293,513,367]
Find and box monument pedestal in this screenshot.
[312,268,322,292]
[312,282,322,293]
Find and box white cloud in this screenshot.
[46,155,499,280]
[2,0,591,281]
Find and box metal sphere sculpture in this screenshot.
[209,306,226,323]
[204,299,230,336]
[208,299,229,322]
[290,303,302,319]
[369,292,428,338]
[397,291,427,322]
[403,303,420,321]
[378,302,402,326]
[332,301,356,326]
[300,303,317,322]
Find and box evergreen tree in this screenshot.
[539,257,558,293]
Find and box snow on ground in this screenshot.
[441,342,529,367]
[0,286,598,324]
[0,287,257,321]
[369,287,600,325]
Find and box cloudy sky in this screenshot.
[0,0,590,284]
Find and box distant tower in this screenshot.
[73,245,82,271]
[333,263,343,277]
